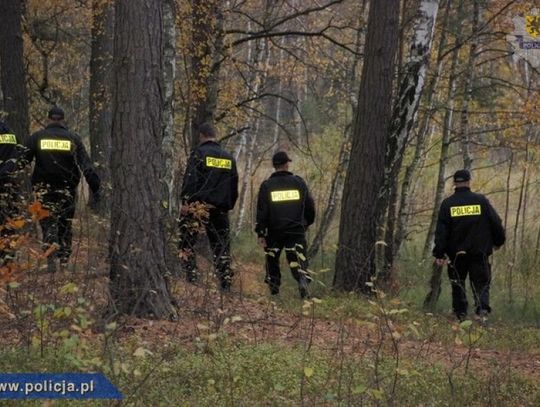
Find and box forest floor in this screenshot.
[0,234,539,405]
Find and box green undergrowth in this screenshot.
[0,338,538,406]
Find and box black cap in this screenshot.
[272,151,292,167]
[453,169,471,183]
[0,120,10,133]
[48,106,65,120]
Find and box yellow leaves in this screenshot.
[6,217,26,230]
[303,367,314,378]
[60,282,79,295]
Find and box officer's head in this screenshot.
[272,151,292,171]
[0,119,10,134]
[47,106,65,123]
[453,169,471,187]
[198,122,216,142]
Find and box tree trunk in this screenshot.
[377,0,441,280]
[457,0,479,171]
[394,0,453,256]
[190,0,222,147]
[0,0,29,143]
[234,37,269,235]
[109,0,176,319]
[89,0,114,214]
[334,0,400,293]
[162,0,178,213]
[308,135,350,260]
[423,262,443,310]
[422,0,465,259]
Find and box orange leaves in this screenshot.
[0,262,22,287]
[28,201,50,221]
[42,244,58,259]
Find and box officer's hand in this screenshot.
[434,258,447,267]
[89,191,101,212]
[180,205,189,216]
[258,237,266,249]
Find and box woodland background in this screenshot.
[0,0,539,405]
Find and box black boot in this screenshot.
[298,276,310,299]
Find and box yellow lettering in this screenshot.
[40,139,71,151]
[271,190,301,202]
[450,205,481,217]
[0,134,17,144]
[206,156,232,169]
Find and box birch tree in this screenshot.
[377,0,441,279]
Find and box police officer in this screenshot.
[24,107,101,272]
[0,120,25,263]
[255,151,315,298]
[433,170,505,321]
[179,122,239,291]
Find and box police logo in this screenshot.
[450,205,481,217]
[0,134,17,144]
[206,156,232,170]
[507,10,540,67]
[40,139,72,151]
[271,190,300,202]
[526,15,540,38]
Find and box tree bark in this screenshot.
[394,0,453,256]
[0,0,29,143]
[422,0,465,259]
[162,0,178,213]
[377,0,441,280]
[109,0,176,319]
[189,0,222,147]
[308,135,350,260]
[457,0,479,171]
[234,37,269,235]
[89,0,114,214]
[334,0,400,293]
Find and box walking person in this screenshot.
[179,123,239,291]
[433,170,505,322]
[255,151,316,298]
[24,107,101,272]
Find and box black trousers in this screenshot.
[178,208,232,284]
[36,185,76,261]
[448,253,491,318]
[264,232,309,291]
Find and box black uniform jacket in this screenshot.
[433,187,505,259]
[181,140,239,211]
[255,171,316,237]
[0,132,24,181]
[24,122,100,193]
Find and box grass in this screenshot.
[0,339,538,406]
